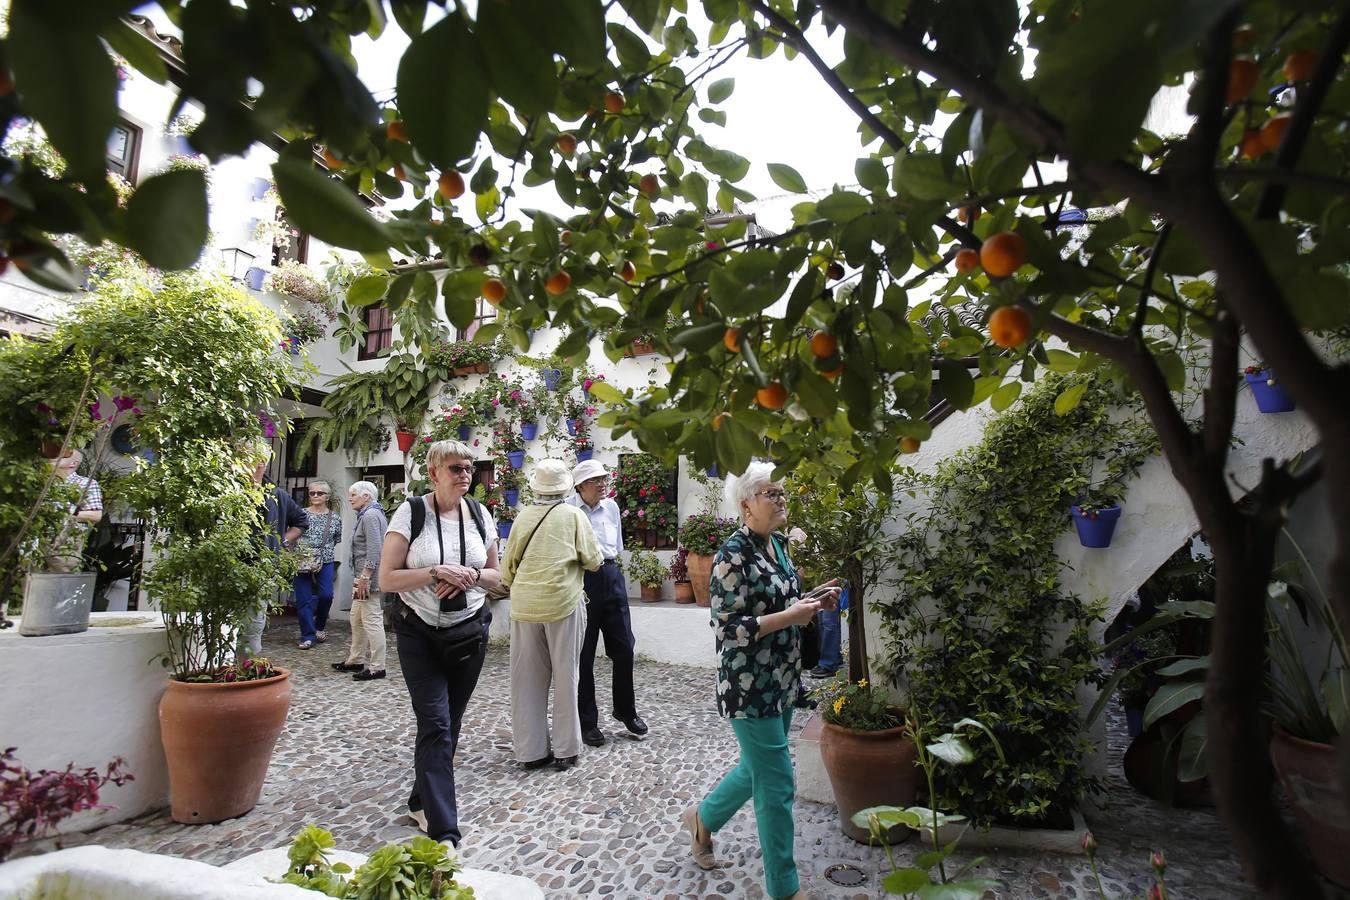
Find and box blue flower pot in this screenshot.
[1071,504,1121,548]
[250,177,271,201]
[1246,370,1295,413]
[575,448,593,463]
[480,407,495,421]
[245,267,266,291]
[566,418,579,436]
[1126,707,1144,738]
[521,422,538,441]
[457,425,471,441]
[508,450,525,469]
[706,464,719,478]
[288,337,302,355]
[504,488,519,506]
[497,520,513,539]
[543,368,563,391]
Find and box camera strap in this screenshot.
[430,494,467,569]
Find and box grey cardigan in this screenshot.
[350,504,388,593]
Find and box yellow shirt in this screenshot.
[501,501,603,622]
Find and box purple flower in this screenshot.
[88,402,102,421]
[113,395,137,411]
[36,402,51,413]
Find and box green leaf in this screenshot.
[936,359,974,409]
[123,170,209,270]
[707,77,735,103]
[477,0,557,115]
[927,734,975,766]
[105,18,168,84]
[606,22,651,69]
[1155,656,1209,677]
[8,5,119,181]
[680,172,709,213]
[1143,680,1205,730]
[273,160,392,253]
[547,0,607,68]
[716,414,763,474]
[816,191,871,223]
[855,157,888,194]
[766,163,808,194]
[1053,382,1088,416]
[914,849,950,869]
[673,323,729,353]
[347,275,388,307]
[990,380,1022,412]
[1178,714,1209,782]
[397,15,489,167]
[587,381,626,404]
[896,153,963,202]
[883,869,932,893]
[1044,349,1080,373]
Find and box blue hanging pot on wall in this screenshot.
[508,450,525,469]
[1246,369,1296,413]
[566,418,580,436]
[497,520,513,539]
[1070,504,1122,548]
[521,422,538,441]
[575,448,593,463]
[457,425,471,441]
[543,369,563,391]
[504,488,519,506]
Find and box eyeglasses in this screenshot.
[442,464,474,477]
[308,490,328,496]
[755,490,788,504]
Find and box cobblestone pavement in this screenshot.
[55,618,1257,898]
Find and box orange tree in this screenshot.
[3,2,1348,892]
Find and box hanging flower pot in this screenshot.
[287,336,303,355]
[245,267,266,291]
[481,406,496,421]
[395,431,417,453]
[497,520,513,539]
[457,425,471,441]
[575,448,593,463]
[1246,368,1296,413]
[542,368,563,391]
[521,421,539,441]
[1071,503,1122,548]
[566,418,580,436]
[504,488,519,506]
[508,449,525,469]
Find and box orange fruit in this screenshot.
[557,133,577,155]
[1231,24,1255,49]
[544,271,572,295]
[809,332,837,358]
[825,262,845,280]
[560,229,574,242]
[386,120,408,142]
[321,148,343,169]
[900,436,921,454]
[755,382,788,409]
[1260,113,1292,151]
[821,364,843,380]
[1227,57,1258,105]
[957,206,979,224]
[954,248,980,273]
[988,306,1033,348]
[619,260,637,282]
[481,278,507,304]
[1239,129,1265,161]
[723,327,741,353]
[639,174,660,196]
[438,170,466,200]
[712,413,725,431]
[980,231,1027,278]
[393,164,406,181]
[1283,50,1316,83]
[604,90,626,114]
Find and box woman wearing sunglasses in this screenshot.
[293,479,341,649]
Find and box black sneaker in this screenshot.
[553,755,578,771]
[353,669,386,681]
[582,727,606,747]
[522,754,555,771]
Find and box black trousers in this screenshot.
[578,561,638,729]
[395,602,491,847]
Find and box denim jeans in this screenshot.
[817,607,842,673]
[292,561,335,642]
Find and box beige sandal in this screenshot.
[681,806,716,869]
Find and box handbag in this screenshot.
[767,533,820,670]
[296,512,334,574]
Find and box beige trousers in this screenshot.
[510,603,586,762]
[345,596,386,671]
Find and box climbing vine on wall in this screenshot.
[880,371,1158,829]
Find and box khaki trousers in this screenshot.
[345,595,387,670]
[510,603,586,762]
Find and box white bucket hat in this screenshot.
[571,459,610,487]
[528,458,573,495]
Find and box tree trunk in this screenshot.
[846,561,869,684]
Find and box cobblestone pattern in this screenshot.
[48,619,1256,898]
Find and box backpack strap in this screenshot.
[464,496,487,543]
[408,496,426,544]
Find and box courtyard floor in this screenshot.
[46,618,1255,898]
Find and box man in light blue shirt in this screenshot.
[569,459,647,746]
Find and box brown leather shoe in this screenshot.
[681,806,716,870]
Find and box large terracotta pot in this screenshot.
[673,581,695,604]
[819,719,919,844]
[687,553,714,607]
[159,668,292,824]
[1271,727,1350,886]
[640,584,662,602]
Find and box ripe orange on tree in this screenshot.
[481,278,507,305]
[954,248,980,273]
[1283,50,1317,83]
[825,261,845,280]
[438,170,466,200]
[988,306,1033,348]
[1226,57,1258,105]
[1260,113,1292,151]
[604,90,626,114]
[900,436,921,454]
[544,271,572,295]
[979,231,1027,278]
[386,120,408,142]
[619,260,637,282]
[392,164,406,181]
[1239,129,1265,161]
[639,173,660,196]
[321,148,343,169]
[557,133,578,155]
[712,413,726,431]
[809,332,837,358]
[755,382,788,409]
[723,327,741,353]
[820,364,843,380]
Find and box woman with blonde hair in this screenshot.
[293,479,341,649]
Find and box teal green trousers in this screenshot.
[699,706,798,899]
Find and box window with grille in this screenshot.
[284,419,318,478]
[358,306,393,360]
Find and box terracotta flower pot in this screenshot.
[686,552,714,607]
[1271,727,1350,886]
[674,581,695,604]
[395,430,417,453]
[819,718,919,844]
[640,584,662,602]
[159,668,292,824]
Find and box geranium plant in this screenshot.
[264,259,332,311]
[0,748,133,862]
[677,513,738,556]
[427,338,498,371]
[283,309,327,346]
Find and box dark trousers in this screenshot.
[293,561,335,642]
[579,561,637,729]
[395,602,492,847]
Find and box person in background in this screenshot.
[293,479,341,650]
[237,445,307,662]
[682,461,839,900]
[501,458,603,771]
[380,440,500,848]
[568,459,647,748]
[334,480,387,681]
[44,449,103,573]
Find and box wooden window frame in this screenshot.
[106,119,142,183]
[358,306,394,361]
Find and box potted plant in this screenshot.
[1112,628,1178,738]
[494,422,525,469]
[283,309,326,351]
[669,547,694,603]
[572,419,594,463]
[676,513,738,607]
[562,391,592,435]
[812,675,916,843]
[1244,365,1296,413]
[1070,497,1123,548]
[625,548,667,602]
[427,337,498,376]
[496,503,516,539]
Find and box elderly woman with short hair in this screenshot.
[334,480,387,681]
[379,440,501,849]
[681,461,839,900]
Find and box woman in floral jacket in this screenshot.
[681,461,839,900]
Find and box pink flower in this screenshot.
[583,379,593,390]
[706,241,720,249]
[586,407,596,416]
[452,406,462,413]
[88,402,102,421]
[491,399,500,406]
[608,490,617,497]
[639,488,647,497]
[1150,851,1166,874]
[637,508,645,517]
[510,390,521,399]
[1080,832,1097,855]
[423,436,432,442]
[473,439,480,446]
